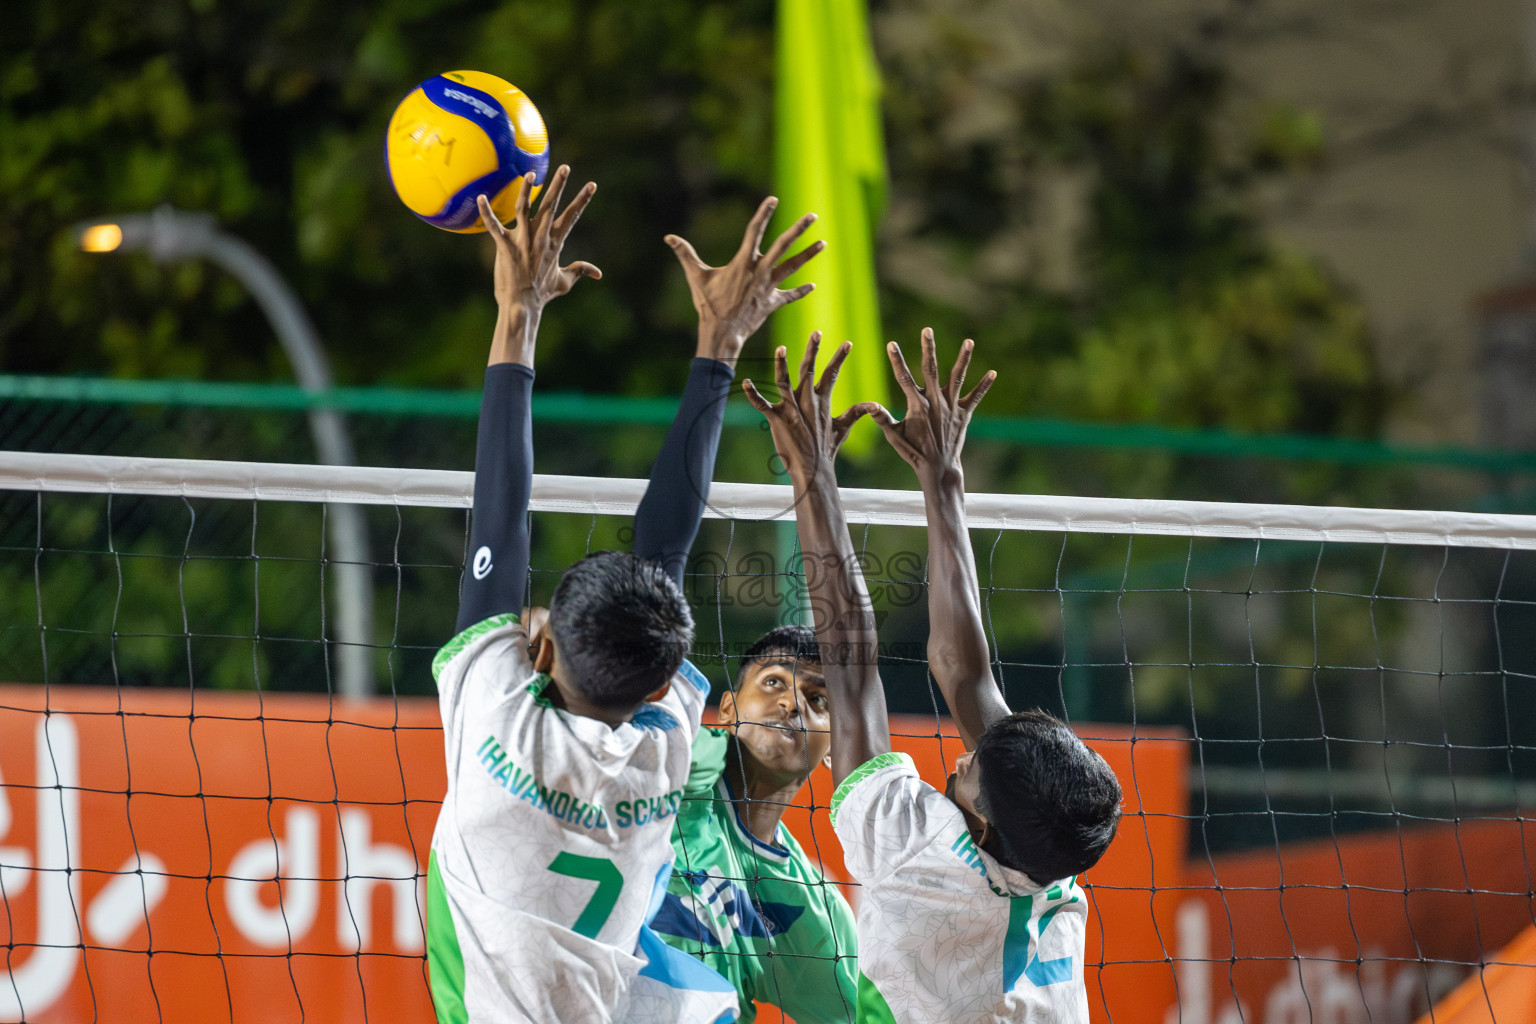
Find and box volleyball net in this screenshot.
[2,451,1534,1023]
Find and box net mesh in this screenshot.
[2,453,1534,1023]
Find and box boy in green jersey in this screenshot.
[653,626,860,1023]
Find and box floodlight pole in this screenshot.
[78,206,374,698]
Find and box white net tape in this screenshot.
[4,450,1536,548]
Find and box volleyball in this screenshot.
[385,70,549,233]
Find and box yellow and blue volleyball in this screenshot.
[385,71,549,233]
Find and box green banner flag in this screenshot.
[773,0,889,448]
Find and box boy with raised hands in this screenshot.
[743,331,1123,1024]
[427,170,825,1024]
[652,622,860,1023]
[642,201,859,1022]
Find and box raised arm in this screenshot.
[632,198,824,586]
[743,336,888,785]
[869,329,1003,750]
[455,168,600,633]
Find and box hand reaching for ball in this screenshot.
[479,164,601,367]
[480,165,601,309]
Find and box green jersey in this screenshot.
[653,727,859,1024]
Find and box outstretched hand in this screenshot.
[480,164,601,312]
[870,328,996,486]
[479,165,600,366]
[667,197,824,369]
[743,333,879,485]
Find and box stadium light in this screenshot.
[75,205,375,699]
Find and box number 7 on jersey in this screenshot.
[548,853,623,939]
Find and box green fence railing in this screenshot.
[6,374,1536,474]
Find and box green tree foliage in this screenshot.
[3,1,1382,436]
[2,0,779,392]
[876,27,1384,437]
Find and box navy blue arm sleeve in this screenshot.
[455,363,535,634]
[633,357,735,587]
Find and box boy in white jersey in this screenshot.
[428,169,827,1024]
[742,331,1124,1024]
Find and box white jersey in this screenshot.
[830,752,1089,1024]
[427,613,739,1024]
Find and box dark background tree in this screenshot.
[5,0,1382,435]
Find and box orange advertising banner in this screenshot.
[1167,817,1536,1024]
[1418,924,1536,1024]
[0,687,446,1023]
[0,687,1188,1023]
[5,686,1529,1024]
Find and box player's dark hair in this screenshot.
[548,550,694,708]
[973,709,1122,884]
[736,624,822,681]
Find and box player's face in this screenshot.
[947,750,987,823]
[718,658,832,778]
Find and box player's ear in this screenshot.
[821,751,832,771]
[716,688,738,726]
[533,632,557,674]
[644,679,672,704]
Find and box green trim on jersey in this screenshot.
[426,851,468,1024]
[855,972,900,1024]
[663,727,859,1024]
[432,612,520,681]
[830,752,913,827]
[527,673,555,708]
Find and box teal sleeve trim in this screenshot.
[432,612,520,683]
[830,752,913,828]
[678,659,711,695]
